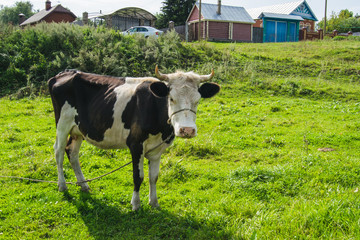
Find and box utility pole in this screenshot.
[324,0,327,33]
[198,0,202,41]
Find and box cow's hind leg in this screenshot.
[54,129,71,192]
[65,135,90,192]
[54,102,76,192]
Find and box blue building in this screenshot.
[247,0,318,43]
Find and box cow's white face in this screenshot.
[168,74,201,138]
[150,67,220,138]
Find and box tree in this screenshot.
[318,9,360,33]
[338,9,353,19]
[155,0,196,29]
[0,1,34,25]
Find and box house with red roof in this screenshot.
[20,1,76,27]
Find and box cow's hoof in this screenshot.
[80,184,90,192]
[131,191,141,211]
[132,204,141,211]
[131,200,141,211]
[58,184,68,192]
[149,200,160,209]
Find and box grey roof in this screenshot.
[193,2,255,24]
[259,12,304,21]
[20,5,76,26]
[89,7,156,20]
[247,0,317,21]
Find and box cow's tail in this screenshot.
[47,76,61,126]
[48,77,56,95]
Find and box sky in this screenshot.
[1,0,360,21]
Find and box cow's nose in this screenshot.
[179,127,196,138]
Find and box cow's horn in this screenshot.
[155,65,169,82]
[200,69,215,82]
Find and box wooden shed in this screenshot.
[259,13,303,42]
[20,1,76,27]
[186,1,255,42]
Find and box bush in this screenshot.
[347,36,360,41]
[332,36,347,41]
[0,23,223,96]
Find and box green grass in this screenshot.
[1,40,360,239]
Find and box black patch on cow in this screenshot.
[48,70,125,141]
[75,115,79,125]
[198,82,221,98]
[149,81,169,98]
[123,81,174,145]
[65,136,73,161]
[129,143,144,192]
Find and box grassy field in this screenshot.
[1,39,360,239]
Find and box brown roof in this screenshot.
[20,4,76,26]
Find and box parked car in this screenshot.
[122,26,163,38]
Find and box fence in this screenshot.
[252,27,263,43]
[160,24,186,40]
[327,30,357,38]
[299,28,324,41]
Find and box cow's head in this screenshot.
[150,66,220,138]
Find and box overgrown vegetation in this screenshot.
[1,23,360,239]
[0,22,223,96]
[317,9,360,33]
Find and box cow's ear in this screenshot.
[150,81,169,98]
[199,83,220,98]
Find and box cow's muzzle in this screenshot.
[179,127,196,138]
[169,108,197,138]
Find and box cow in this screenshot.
[48,66,220,210]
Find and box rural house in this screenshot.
[20,1,76,27]
[247,0,318,42]
[186,1,255,42]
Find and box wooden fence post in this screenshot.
[318,29,323,40]
[332,30,338,37]
[302,27,307,40]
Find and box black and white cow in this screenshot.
[48,66,220,210]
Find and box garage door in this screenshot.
[265,20,287,42]
[277,22,287,42]
[289,22,297,42]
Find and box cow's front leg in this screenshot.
[148,157,161,208]
[129,144,144,211]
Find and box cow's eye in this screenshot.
[170,98,175,102]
